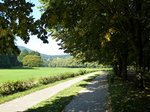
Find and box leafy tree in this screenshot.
[18,49,29,62]
[0,0,48,55]
[40,0,150,88]
[22,55,42,67]
[0,55,21,68]
[29,51,41,56]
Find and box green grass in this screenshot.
[0,67,99,83]
[108,73,150,112]
[26,74,99,112]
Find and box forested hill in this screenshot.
[18,46,70,59]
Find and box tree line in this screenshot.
[39,0,150,89]
[18,49,101,68]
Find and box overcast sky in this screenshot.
[16,0,66,55]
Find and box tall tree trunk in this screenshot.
[113,60,118,76]
[136,18,145,89]
[118,57,122,77]
[122,53,128,80]
[137,46,145,89]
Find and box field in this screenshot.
[0,67,98,83]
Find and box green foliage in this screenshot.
[22,55,42,67]
[40,0,150,88]
[44,56,101,68]
[39,76,61,85]
[39,70,88,85]
[0,55,21,68]
[18,49,29,62]
[18,50,43,67]
[0,79,37,95]
[0,0,48,55]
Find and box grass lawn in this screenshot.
[0,67,100,83]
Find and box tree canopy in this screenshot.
[39,0,150,88]
[0,0,48,55]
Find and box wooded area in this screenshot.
[39,0,150,89]
[0,0,150,89]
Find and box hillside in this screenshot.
[17,46,70,59]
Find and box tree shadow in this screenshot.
[26,74,108,112]
[63,75,108,112]
[109,74,150,112]
[26,95,75,112]
[25,76,96,112]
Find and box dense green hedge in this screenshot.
[0,70,93,96]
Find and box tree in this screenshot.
[29,51,41,56]
[40,0,150,88]
[0,0,48,55]
[18,49,29,62]
[0,55,21,68]
[22,55,42,67]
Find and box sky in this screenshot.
[16,0,66,55]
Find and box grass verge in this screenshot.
[26,74,99,112]
[108,73,150,112]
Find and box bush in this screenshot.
[39,76,59,85]
[0,79,38,95]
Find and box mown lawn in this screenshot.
[0,67,99,83]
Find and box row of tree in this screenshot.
[44,57,101,68]
[0,55,21,68]
[18,49,101,68]
[39,0,150,89]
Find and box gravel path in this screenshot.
[0,71,100,112]
[63,73,108,112]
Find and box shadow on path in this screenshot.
[63,74,108,112]
[26,96,75,112]
[26,73,108,112]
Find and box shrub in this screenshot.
[0,79,38,96]
[39,76,59,85]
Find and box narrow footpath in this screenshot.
[0,71,101,112]
[63,74,108,112]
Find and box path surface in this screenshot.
[0,71,101,112]
[63,73,108,112]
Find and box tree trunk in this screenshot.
[118,57,122,77]
[136,19,145,89]
[122,54,128,80]
[113,61,118,76]
[137,47,145,89]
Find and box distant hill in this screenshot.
[18,46,32,52]
[17,46,70,59]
